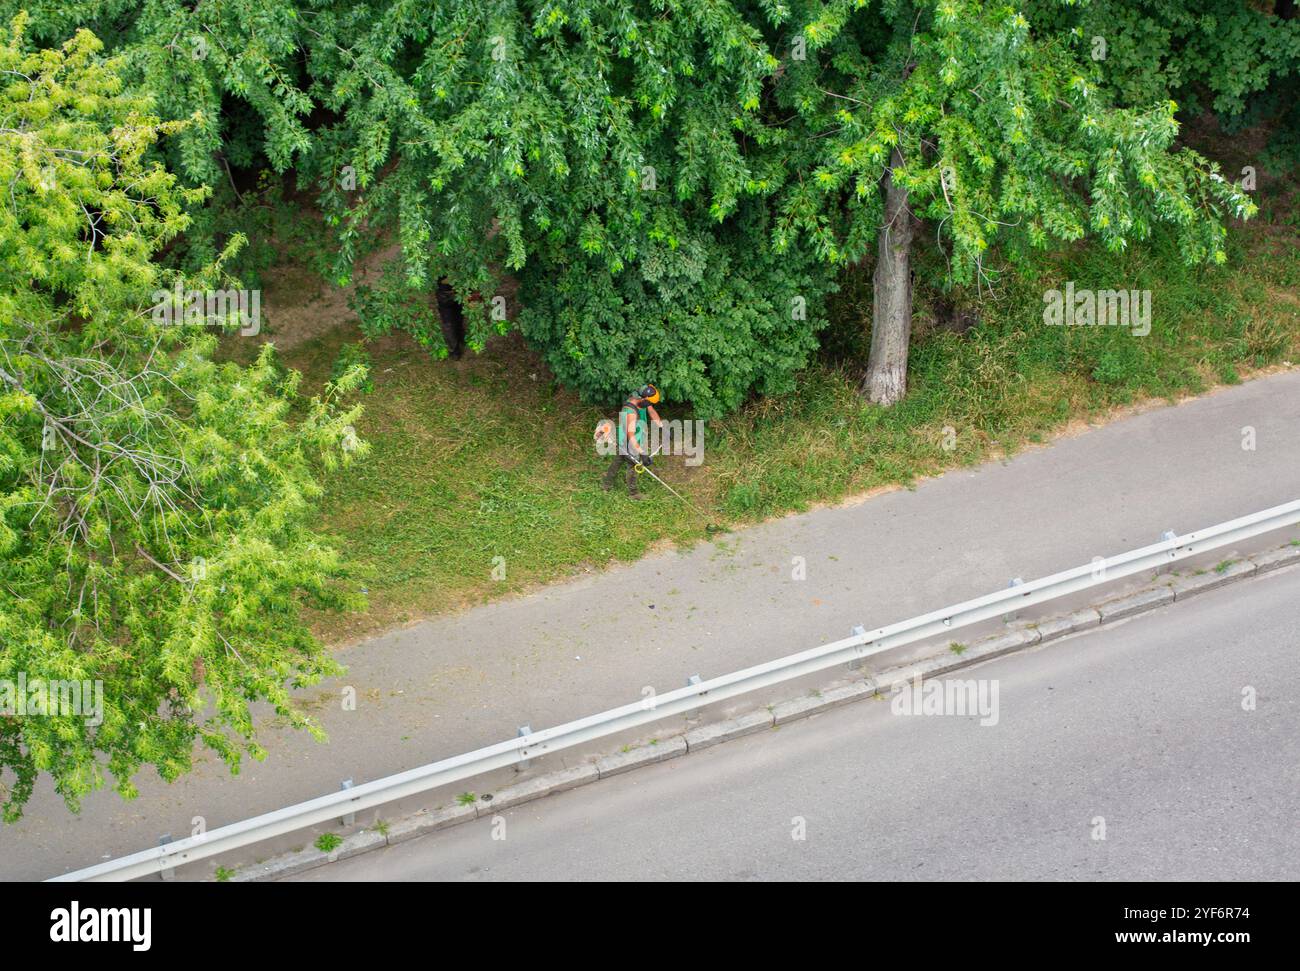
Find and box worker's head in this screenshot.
[637,383,661,405]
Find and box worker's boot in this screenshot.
[627,465,644,500]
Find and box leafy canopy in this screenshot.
[0,15,365,821]
[3,1,1274,413]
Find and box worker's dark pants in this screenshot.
[602,454,641,495]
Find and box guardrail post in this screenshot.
[848,625,867,671]
[683,676,707,726]
[339,779,356,827]
[1158,530,1178,574]
[158,835,175,881]
[1002,578,1025,622]
[517,725,533,771]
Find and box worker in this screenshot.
[601,384,663,500]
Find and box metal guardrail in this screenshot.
[49,499,1300,882]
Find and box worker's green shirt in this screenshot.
[617,401,648,455]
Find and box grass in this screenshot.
[314,833,343,853]
[241,166,1300,645]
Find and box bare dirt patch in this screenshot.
[255,243,400,351]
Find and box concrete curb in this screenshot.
[1098,584,1175,622]
[223,536,1300,882]
[484,763,599,811]
[386,801,478,845]
[684,708,775,752]
[772,678,878,725]
[595,736,687,777]
[1027,606,1102,644]
[1253,544,1300,573]
[1167,558,1257,600]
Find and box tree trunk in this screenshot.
[861,148,916,406]
[435,277,466,359]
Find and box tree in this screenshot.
[316,0,1268,409]
[319,0,839,416]
[5,1,842,417]
[1026,1,1300,173]
[6,1,1271,414]
[1026,2,1300,130]
[0,16,366,820]
[773,0,1259,404]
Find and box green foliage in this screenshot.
[0,0,318,274]
[4,0,1271,414]
[517,203,837,416]
[0,18,366,821]
[331,342,373,395]
[1025,1,1300,166]
[315,0,818,412]
[1068,2,1300,175]
[314,832,343,853]
[776,0,1257,284]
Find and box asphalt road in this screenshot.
[6,370,1300,879]
[298,564,1300,881]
